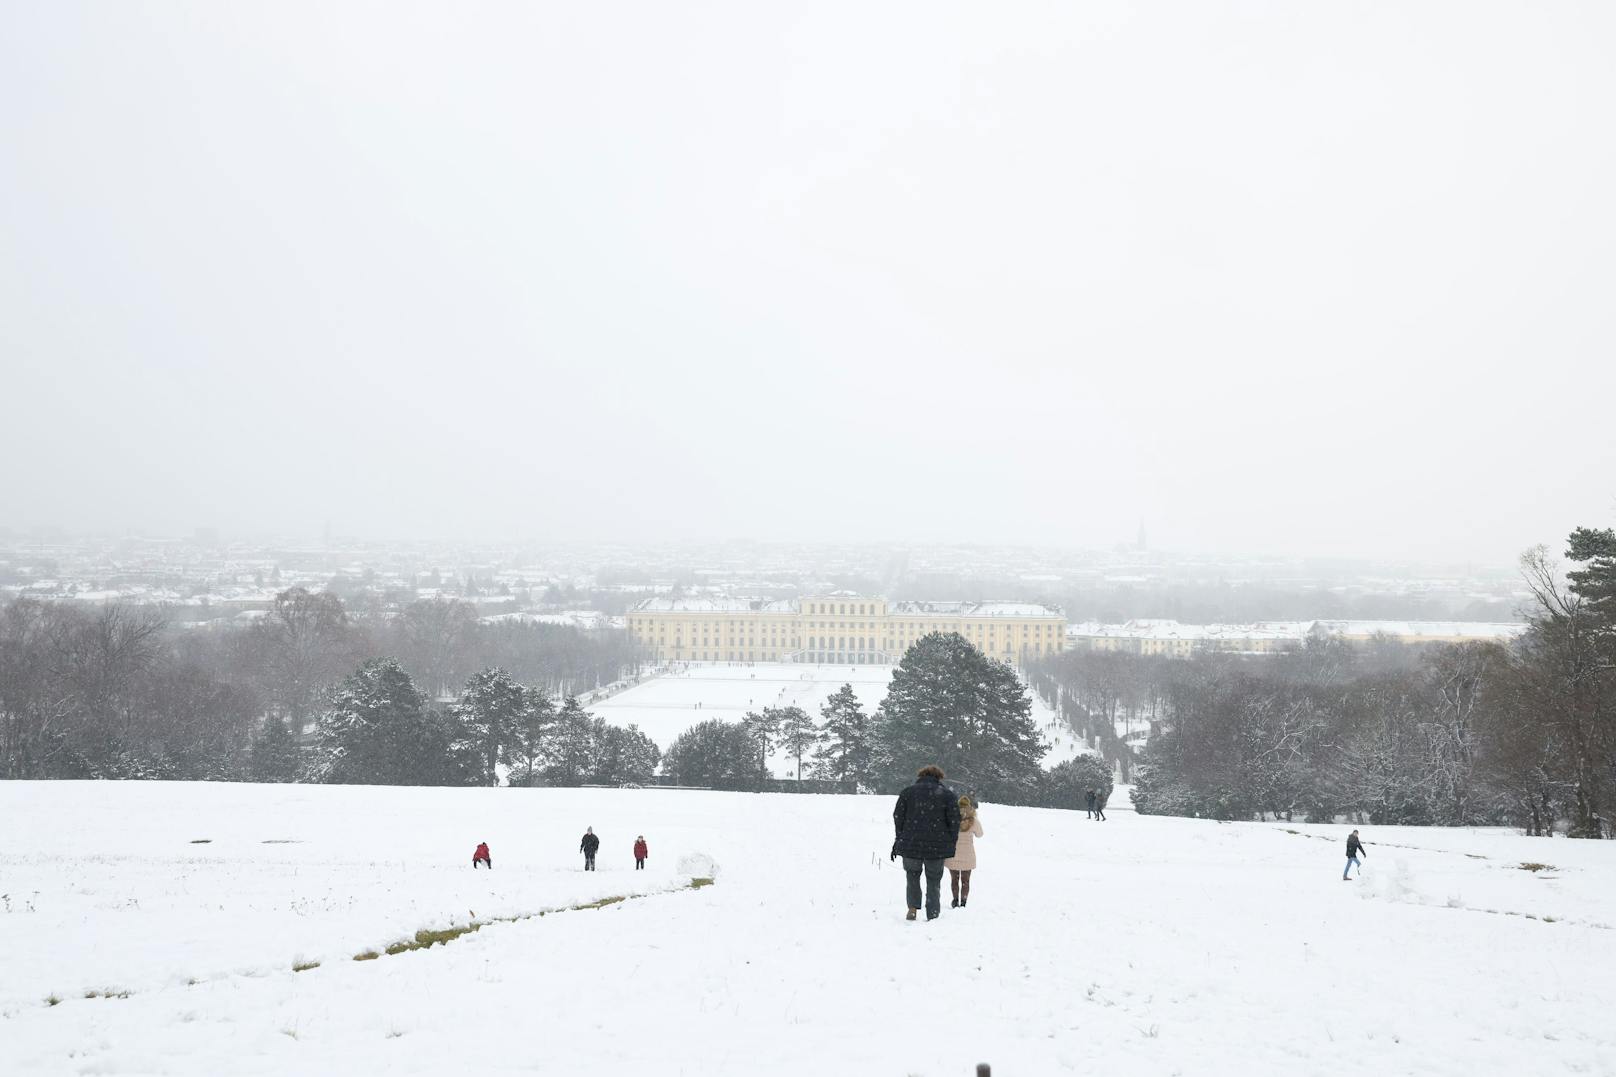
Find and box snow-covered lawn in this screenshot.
[3,782,1614,1075]
[592,661,1086,773]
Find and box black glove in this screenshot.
[890,844,899,862]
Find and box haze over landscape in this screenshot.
[4,3,1615,1076]
[4,2,1613,561]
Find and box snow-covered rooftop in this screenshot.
[631,597,797,614]
[889,601,1064,620]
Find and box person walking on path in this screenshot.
[1085,790,1096,819]
[580,827,600,871]
[633,835,649,870]
[1343,829,1366,880]
[472,842,492,869]
[891,764,961,921]
[1091,789,1107,822]
[945,796,984,908]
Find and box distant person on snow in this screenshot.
[1091,789,1107,822]
[891,764,961,921]
[1085,790,1096,818]
[581,827,601,871]
[472,842,492,869]
[945,795,984,908]
[633,835,649,870]
[1343,829,1366,880]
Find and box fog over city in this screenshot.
[3,3,1611,564]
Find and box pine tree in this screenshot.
[315,658,467,785]
[248,715,301,782]
[775,706,819,780]
[454,667,526,785]
[872,632,1047,800]
[1567,527,1616,626]
[504,686,556,786]
[662,719,759,790]
[742,707,783,784]
[544,695,597,786]
[814,683,873,785]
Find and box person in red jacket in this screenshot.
[472,841,492,869]
[633,835,648,870]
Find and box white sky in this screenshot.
[2,2,1612,563]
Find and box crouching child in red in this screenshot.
[473,842,492,869]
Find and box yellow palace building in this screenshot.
[625,592,1066,666]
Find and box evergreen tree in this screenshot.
[871,632,1047,800]
[1567,527,1616,626]
[454,667,525,785]
[775,706,819,780]
[814,683,873,785]
[504,686,556,785]
[1037,755,1114,810]
[314,658,474,786]
[248,714,301,783]
[742,707,783,785]
[662,719,760,790]
[589,721,662,785]
[543,695,596,786]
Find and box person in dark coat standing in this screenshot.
[633,835,648,870]
[1343,829,1366,880]
[581,827,600,871]
[472,842,491,869]
[1085,790,1096,819]
[1093,790,1107,822]
[891,764,961,921]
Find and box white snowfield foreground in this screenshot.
[2,783,1614,1076]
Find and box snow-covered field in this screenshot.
[592,661,1086,773]
[4,782,1614,1076]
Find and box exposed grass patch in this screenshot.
[45,995,61,1006]
[690,877,715,889]
[189,839,211,844]
[1519,862,1556,873]
[83,989,131,1000]
[352,950,380,962]
[573,895,627,911]
[292,961,321,973]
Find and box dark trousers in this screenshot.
[903,857,945,919]
[635,858,645,869]
[1095,806,1106,820]
[584,853,596,870]
[473,857,491,869]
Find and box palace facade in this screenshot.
[625,593,1066,666]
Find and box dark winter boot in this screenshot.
[905,908,917,921]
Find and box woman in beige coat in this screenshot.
[945,796,983,908]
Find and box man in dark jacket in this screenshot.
[891,764,961,921]
[581,827,600,871]
[1343,829,1366,880]
[1085,789,1096,818]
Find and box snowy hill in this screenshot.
[3,782,1614,1075]
[591,661,1088,774]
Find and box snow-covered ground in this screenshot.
[591,661,1085,774]
[4,784,1614,1075]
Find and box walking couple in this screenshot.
[890,765,985,921]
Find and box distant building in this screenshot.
[1064,618,1527,658]
[626,592,1066,665]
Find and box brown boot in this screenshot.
[905,908,917,921]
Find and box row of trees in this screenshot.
[1037,528,1616,838]
[660,633,1113,809]
[0,588,641,781]
[289,662,660,788]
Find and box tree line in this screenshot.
[661,632,1113,809]
[1034,528,1616,838]
[0,587,641,781]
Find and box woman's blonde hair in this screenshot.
[958,795,976,829]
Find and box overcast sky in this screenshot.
[2,2,1612,564]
